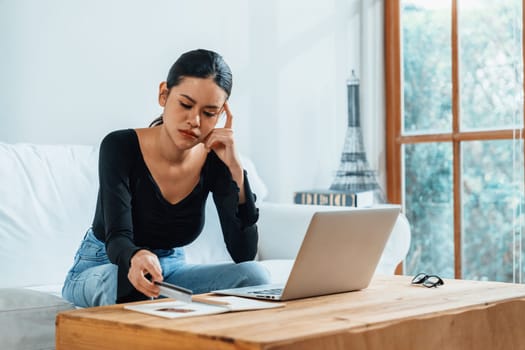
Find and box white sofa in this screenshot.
[0,142,411,350]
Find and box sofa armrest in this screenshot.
[375,213,411,274]
[257,202,411,275]
[257,203,329,260]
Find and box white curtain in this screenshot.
[351,0,386,191]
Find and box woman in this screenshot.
[62,49,270,307]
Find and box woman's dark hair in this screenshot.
[150,49,233,127]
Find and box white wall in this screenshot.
[0,0,385,203]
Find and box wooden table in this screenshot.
[56,275,525,350]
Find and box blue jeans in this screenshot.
[62,229,270,307]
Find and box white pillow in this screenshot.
[0,143,99,288]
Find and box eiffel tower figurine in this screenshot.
[329,71,385,203]
[293,71,384,207]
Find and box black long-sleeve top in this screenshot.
[91,129,259,302]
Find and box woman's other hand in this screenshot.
[128,249,163,298]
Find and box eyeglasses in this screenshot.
[411,273,444,288]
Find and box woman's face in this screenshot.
[159,77,227,150]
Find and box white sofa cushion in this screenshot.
[0,143,99,288]
[0,142,269,287]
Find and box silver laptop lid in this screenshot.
[280,206,400,300]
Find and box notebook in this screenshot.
[212,205,400,301]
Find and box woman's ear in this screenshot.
[158,82,169,107]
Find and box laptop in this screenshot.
[212,205,400,301]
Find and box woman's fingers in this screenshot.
[204,102,233,149]
[205,129,233,150]
[129,249,163,298]
[223,102,233,129]
[141,254,163,281]
[136,274,160,297]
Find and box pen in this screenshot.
[192,295,230,306]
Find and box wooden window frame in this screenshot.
[384,0,525,278]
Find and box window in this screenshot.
[385,0,525,281]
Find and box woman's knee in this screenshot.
[236,261,271,287]
[90,265,118,306]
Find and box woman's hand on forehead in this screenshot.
[223,102,233,129]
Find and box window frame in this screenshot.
[384,0,525,278]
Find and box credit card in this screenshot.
[154,281,193,304]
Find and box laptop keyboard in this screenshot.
[248,288,283,295]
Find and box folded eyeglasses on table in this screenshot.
[411,273,444,288]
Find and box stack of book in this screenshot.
[293,189,374,207]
